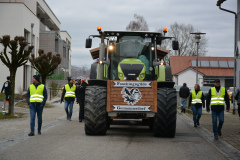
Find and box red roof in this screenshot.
[170,56,234,77]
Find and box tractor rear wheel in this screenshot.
[153,88,177,137]
[84,85,108,135]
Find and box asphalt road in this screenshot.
[0,114,227,160]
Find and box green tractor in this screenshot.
[85,26,179,137]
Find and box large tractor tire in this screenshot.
[84,85,108,135]
[153,88,177,137]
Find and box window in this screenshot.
[200,60,209,67]
[228,61,234,68]
[219,61,228,67]
[210,61,219,67]
[55,39,58,52]
[191,60,196,67]
[24,29,30,43]
[63,46,66,58]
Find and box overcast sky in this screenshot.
[45,0,237,68]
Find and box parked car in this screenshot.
[175,85,182,92]
[201,86,212,99]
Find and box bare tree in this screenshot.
[157,22,208,63]
[29,49,62,85]
[126,14,149,31]
[0,35,34,115]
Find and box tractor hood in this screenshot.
[118,58,146,81]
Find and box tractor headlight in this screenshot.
[119,73,123,77]
[136,77,140,80]
[123,77,127,80]
[140,74,144,78]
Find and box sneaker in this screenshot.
[183,109,186,113]
[38,130,41,135]
[194,123,197,127]
[214,136,218,140]
[79,119,82,122]
[28,131,34,136]
[218,130,222,136]
[69,117,71,121]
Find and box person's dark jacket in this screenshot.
[188,90,205,108]
[1,81,10,94]
[179,86,190,98]
[27,82,47,106]
[76,82,86,103]
[234,88,240,105]
[61,83,77,102]
[206,86,230,112]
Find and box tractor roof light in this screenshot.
[98,60,103,64]
[160,61,165,65]
[97,26,102,31]
[163,28,168,34]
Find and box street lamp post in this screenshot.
[190,32,206,84]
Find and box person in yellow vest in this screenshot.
[206,79,230,140]
[188,84,205,127]
[27,75,47,136]
[61,77,77,121]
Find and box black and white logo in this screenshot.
[121,87,142,105]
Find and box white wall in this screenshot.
[37,0,61,30]
[176,69,203,90]
[0,3,40,93]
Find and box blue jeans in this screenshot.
[29,103,44,132]
[212,110,224,136]
[65,100,74,118]
[180,98,187,109]
[191,105,202,123]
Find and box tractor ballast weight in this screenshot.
[85,27,178,137]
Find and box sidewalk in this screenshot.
[181,106,240,151]
[0,96,79,142]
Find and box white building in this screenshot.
[170,56,234,90]
[0,0,71,93]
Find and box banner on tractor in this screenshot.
[113,105,151,111]
[113,81,151,88]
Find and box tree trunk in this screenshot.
[9,69,16,116]
[41,74,47,85]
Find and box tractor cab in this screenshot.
[86,28,178,82]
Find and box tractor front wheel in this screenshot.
[84,85,108,135]
[153,88,177,137]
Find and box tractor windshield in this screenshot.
[109,36,154,80]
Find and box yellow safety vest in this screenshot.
[64,84,76,98]
[29,84,44,103]
[211,87,225,106]
[191,90,203,105]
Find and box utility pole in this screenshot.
[217,0,238,113]
[31,23,34,79]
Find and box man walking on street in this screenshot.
[206,79,230,140]
[234,88,240,119]
[27,75,47,136]
[61,77,77,121]
[1,76,10,109]
[77,79,86,122]
[179,83,190,113]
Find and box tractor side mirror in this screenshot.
[172,40,179,50]
[85,38,92,48]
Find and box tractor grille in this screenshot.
[120,64,144,80]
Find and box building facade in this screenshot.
[0,0,71,93]
[170,56,234,90]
